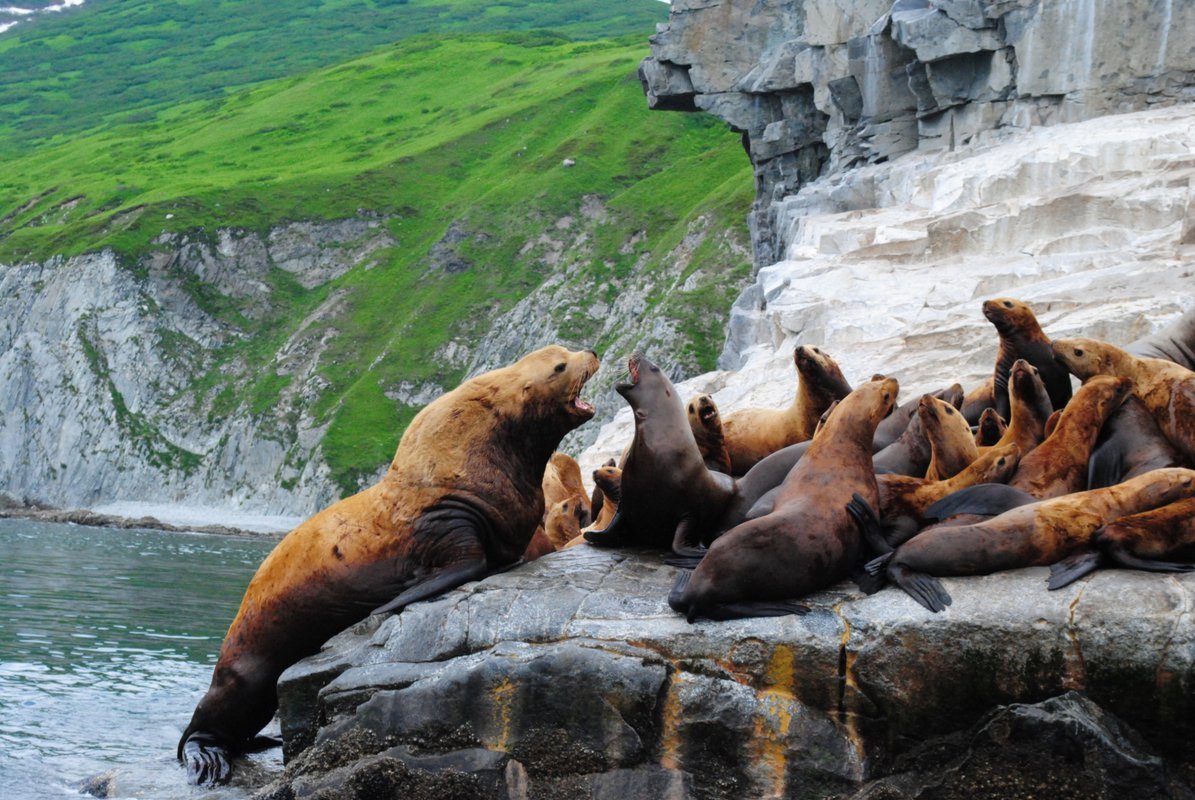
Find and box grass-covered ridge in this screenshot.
[1,27,753,498]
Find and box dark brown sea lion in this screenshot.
[1053,337,1195,464]
[584,354,735,553]
[870,467,1195,612]
[873,404,931,477]
[974,408,1006,447]
[669,377,898,621]
[722,345,852,474]
[1126,306,1195,370]
[1048,495,1195,588]
[920,394,979,481]
[1087,395,1184,489]
[178,345,599,785]
[986,359,1052,457]
[542,452,591,526]
[961,377,996,425]
[687,393,732,474]
[874,383,963,451]
[982,297,1073,420]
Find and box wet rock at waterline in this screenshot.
[263,546,1195,799]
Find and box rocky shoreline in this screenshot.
[0,503,285,539]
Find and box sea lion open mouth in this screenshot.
[569,368,597,417]
[616,355,641,394]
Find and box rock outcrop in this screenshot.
[640,0,1195,268]
[263,547,1195,799]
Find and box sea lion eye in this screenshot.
[1003,301,1013,308]
[944,405,954,415]
[1074,348,1084,357]
[997,458,1006,466]
[554,363,567,373]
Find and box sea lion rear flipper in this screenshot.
[667,569,692,614]
[1105,543,1195,574]
[700,600,811,621]
[372,558,488,615]
[924,484,1038,521]
[180,732,232,786]
[888,563,952,613]
[583,510,626,547]
[1047,550,1104,590]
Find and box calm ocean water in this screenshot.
[0,519,280,799]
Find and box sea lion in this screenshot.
[919,394,979,481]
[869,467,1195,612]
[543,495,587,550]
[1126,306,1195,370]
[588,457,617,523]
[522,525,557,561]
[178,345,599,785]
[668,377,898,621]
[873,403,931,477]
[584,354,735,553]
[1053,336,1195,464]
[986,359,1052,457]
[1087,395,1184,489]
[982,297,1073,419]
[722,344,852,474]
[877,443,1021,547]
[974,408,1006,447]
[874,383,963,452]
[687,393,732,474]
[542,452,591,526]
[960,377,996,426]
[583,464,621,534]
[1048,495,1195,588]
[713,441,811,534]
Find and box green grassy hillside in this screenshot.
[1,28,754,496]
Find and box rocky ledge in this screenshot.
[260,546,1195,799]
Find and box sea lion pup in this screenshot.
[985,359,1053,457]
[983,297,1072,420]
[878,443,1021,547]
[974,408,1006,447]
[874,384,963,452]
[178,345,599,785]
[1053,337,1195,463]
[722,344,852,475]
[582,464,621,534]
[687,393,732,474]
[1126,305,1195,370]
[584,354,735,554]
[1049,495,1195,588]
[669,378,898,622]
[543,495,588,550]
[868,467,1195,613]
[1088,396,1184,489]
[542,452,591,527]
[919,395,979,481]
[588,457,617,523]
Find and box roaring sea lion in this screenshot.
[974,408,1006,447]
[584,354,735,553]
[1048,495,1195,588]
[1087,395,1184,489]
[178,345,599,785]
[1126,306,1195,370]
[687,393,732,474]
[1053,337,1195,463]
[722,344,852,474]
[983,297,1072,419]
[919,394,979,481]
[542,452,590,526]
[668,378,898,621]
[869,467,1195,612]
[986,359,1052,457]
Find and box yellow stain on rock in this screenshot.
[659,671,685,771]
[749,645,798,798]
[491,678,517,751]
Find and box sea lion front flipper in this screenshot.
[1047,550,1103,590]
[1086,443,1124,491]
[372,558,488,615]
[888,563,952,613]
[847,493,892,556]
[180,732,232,786]
[1105,543,1195,574]
[923,483,1038,521]
[583,510,626,547]
[670,517,708,557]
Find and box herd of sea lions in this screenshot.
[180,300,1195,785]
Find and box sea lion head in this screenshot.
[917,393,965,433]
[795,345,853,398]
[1009,358,1053,418]
[617,353,677,415]
[1124,467,1195,509]
[592,465,622,505]
[687,394,721,429]
[1051,337,1118,380]
[982,297,1043,338]
[846,375,899,430]
[971,443,1021,483]
[517,345,600,428]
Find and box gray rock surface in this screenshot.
[266,546,1195,798]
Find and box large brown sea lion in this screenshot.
[722,345,852,474]
[668,378,898,621]
[869,467,1195,612]
[178,345,599,785]
[687,393,732,474]
[983,297,1072,419]
[584,354,734,553]
[1126,306,1195,370]
[1053,337,1195,464]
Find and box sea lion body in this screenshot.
[687,393,732,474]
[983,297,1072,419]
[584,355,734,552]
[179,346,599,784]
[670,378,897,621]
[961,378,996,425]
[1126,307,1195,370]
[722,345,852,474]
[542,452,591,526]
[873,405,931,477]
[919,394,979,481]
[1087,395,1184,489]
[1053,337,1195,464]
[877,467,1195,611]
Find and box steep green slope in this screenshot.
[0,0,665,156]
[1,32,753,495]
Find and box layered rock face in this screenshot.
[640,0,1195,267]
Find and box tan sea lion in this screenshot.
[986,359,1052,457]
[522,525,557,561]
[983,297,1072,419]
[669,378,898,621]
[542,452,591,526]
[687,393,732,474]
[587,457,617,523]
[1053,337,1195,464]
[870,467,1195,612]
[919,394,979,481]
[178,345,599,785]
[543,494,587,550]
[722,345,852,474]
[974,408,1006,447]
[875,383,963,451]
